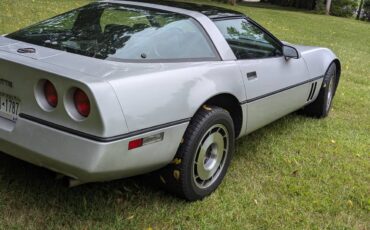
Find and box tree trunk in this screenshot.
[326,0,332,15]
[356,0,364,20]
[228,0,237,5]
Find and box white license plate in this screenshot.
[0,92,21,122]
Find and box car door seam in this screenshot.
[240,75,324,104]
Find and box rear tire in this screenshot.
[157,105,235,201]
[302,62,338,118]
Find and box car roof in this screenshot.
[111,0,245,19]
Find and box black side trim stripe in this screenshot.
[241,75,324,104]
[19,113,191,143]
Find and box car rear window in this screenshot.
[6,3,219,62]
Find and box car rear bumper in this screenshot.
[0,116,188,182]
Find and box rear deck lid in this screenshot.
[0,37,63,60]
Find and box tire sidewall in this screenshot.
[183,110,235,199]
[322,63,337,115]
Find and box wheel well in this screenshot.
[200,94,243,137]
[331,59,341,96]
[333,59,341,85]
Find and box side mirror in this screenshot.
[283,45,300,59]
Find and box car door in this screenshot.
[214,18,312,133]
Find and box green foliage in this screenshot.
[259,0,360,17]
[213,0,242,4]
[315,0,327,13]
[363,0,370,20]
[261,0,317,10]
[0,0,369,229]
[313,0,359,17]
[330,0,358,17]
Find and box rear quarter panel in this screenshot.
[106,61,246,131]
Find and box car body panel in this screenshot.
[107,61,246,131]
[0,36,246,134]
[0,115,188,182]
[295,45,339,79]
[237,56,313,133]
[0,40,63,60]
[238,57,310,100]
[245,78,323,133]
[0,1,340,183]
[0,37,129,137]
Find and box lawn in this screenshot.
[0,0,369,229]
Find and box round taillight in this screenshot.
[74,89,90,117]
[43,80,58,108]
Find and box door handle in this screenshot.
[247,71,257,80]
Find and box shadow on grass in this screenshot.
[0,152,184,227]
[0,113,305,224]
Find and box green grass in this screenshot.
[0,0,369,229]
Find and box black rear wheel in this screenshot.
[157,105,235,201]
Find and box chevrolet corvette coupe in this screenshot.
[0,0,340,200]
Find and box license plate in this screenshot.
[0,92,21,122]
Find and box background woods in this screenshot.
[222,0,370,20]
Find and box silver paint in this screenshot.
[192,124,229,189]
[0,1,339,182]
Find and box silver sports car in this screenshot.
[0,0,340,200]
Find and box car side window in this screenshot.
[214,18,282,60]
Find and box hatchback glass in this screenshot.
[7,3,218,62]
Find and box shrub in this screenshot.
[363,0,370,20]
[332,0,358,17]
[213,0,242,4]
[316,0,358,17]
[259,0,316,9]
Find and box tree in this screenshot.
[326,0,332,14]
[357,0,364,19]
[228,0,237,5]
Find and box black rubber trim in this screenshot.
[307,83,315,101]
[310,82,318,100]
[19,113,191,143]
[241,75,324,104]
